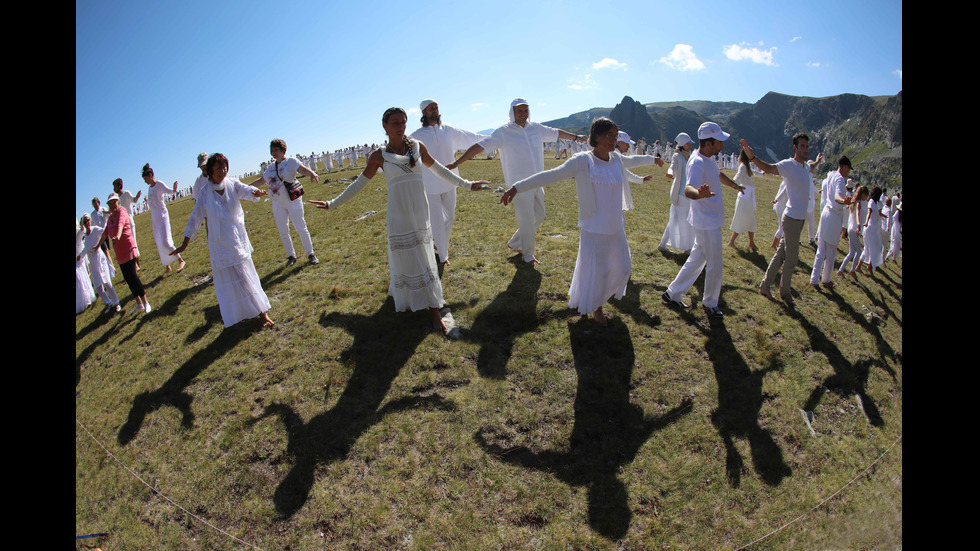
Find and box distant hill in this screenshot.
[543,91,903,189]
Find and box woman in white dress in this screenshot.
[142,163,186,273]
[76,219,96,314]
[79,213,121,313]
[170,154,274,328]
[837,185,869,279]
[856,186,886,274]
[885,200,901,263]
[658,133,695,254]
[500,117,661,325]
[309,107,490,333]
[727,150,759,251]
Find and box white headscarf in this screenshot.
[509,98,529,123]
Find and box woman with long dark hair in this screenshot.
[309,107,489,334]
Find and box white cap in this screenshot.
[419,99,436,111]
[674,132,694,147]
[616,131,634,145]
[697,122,730,141]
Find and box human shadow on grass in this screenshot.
[781,303,894,428]
[462,260,543,379]
[247,296,457,518]
[675,309,792,488]
[116,320,257,445]
[475,317,692,540]
[116,268,287,446]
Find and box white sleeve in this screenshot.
[327,174,372,209]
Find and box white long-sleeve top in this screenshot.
[184,178,261,270]
[477,121,560,186]
[411,123,486,194]
[512,151,659,226]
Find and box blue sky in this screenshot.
[76,0,902,219]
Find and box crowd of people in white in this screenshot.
[77,98,901,330]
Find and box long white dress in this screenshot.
[147,180,179,267]
[729,164,757,233]
[381,142,446,312]
[661,150,695,251]
[76,230,96,313]
[184,178,271,327]
[84,225,119,306]
[513,151,659,315]
[860,198,884,269]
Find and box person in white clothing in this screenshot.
[79,213,121,313]
[309,107,490,334]
[727,150,758,251]
[501,117,661,324]
[141,163,185,273]
[252,138,320,266]
[809,157,854,287]
[661,122,744,318]
[838,184,869,279]
[743,134,815,307]
[410,99,487,266]
[171,153,274,328]
[658,133,696,254]
[449,98,586,265]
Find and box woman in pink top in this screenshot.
[93,193,152,314]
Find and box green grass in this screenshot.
[77,154,901,550]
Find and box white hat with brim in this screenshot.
[697,122,730,141]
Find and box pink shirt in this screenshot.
[106,207,138,263]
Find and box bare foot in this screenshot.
[593,307,608,326]
[164,265,172,274]
[526,258,540,266]
[259,312,275,327]
[177,259,186,273]
[429,307,448,333]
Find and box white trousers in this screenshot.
[272,199,314,258]
[666,226,723,308]
[507,187,545,262]
[427,189,457,263]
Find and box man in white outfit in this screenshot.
[810,157,853,287]
[661,122,744,318]
[411,99,487,266]
[449,98,586,265]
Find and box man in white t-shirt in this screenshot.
[449,98,586,265]
[742,133,814,307]
[662,122,744,318]
[410,99,487,266]
[809,157,854,287]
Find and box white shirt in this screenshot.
[775,158,812,220]
[686,150,725,230]
[411,123,486,194]
[477,121,560,186]
[823,171,848,215]
[146,180,171,212]
[184,178,261,269]
[262,157,303,206]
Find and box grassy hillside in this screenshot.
[76,154,902,550]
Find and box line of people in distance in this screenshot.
[79,97,900,335]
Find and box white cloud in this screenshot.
[592,57,627,70]
[723,43,778,66]
[568,73,597,90]
[893,69,902,79]
[790,36,802,42]
[659,44,705,72]
[471,102,487,111]
[807,61,821,68]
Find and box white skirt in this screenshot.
[729,195,757,233]
[568,228,631,315]
[150,207,178,266]
[76,257,96,314]
[212,257,271,327]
